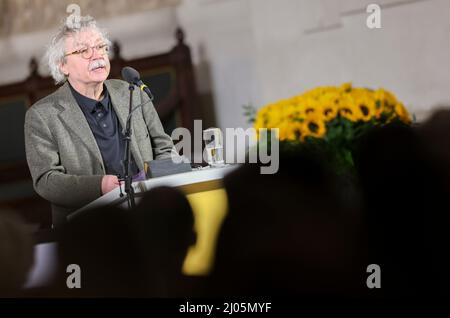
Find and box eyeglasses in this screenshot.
[64,43,109,59]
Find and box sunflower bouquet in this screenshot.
[253,82,412,173]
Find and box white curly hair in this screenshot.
[44,15,112,84]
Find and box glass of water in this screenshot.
[203,128,225,166]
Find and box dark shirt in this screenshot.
[69,83,139,177]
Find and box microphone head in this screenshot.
[121,66,140,84]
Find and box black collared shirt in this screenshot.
[69,83,139,177]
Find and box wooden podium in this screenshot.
[68,165,237,276]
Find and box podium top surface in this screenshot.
[68,164,238,220]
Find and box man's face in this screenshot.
[60,29,111,87]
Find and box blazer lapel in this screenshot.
[105,80,144,172]
[57,83,105,170]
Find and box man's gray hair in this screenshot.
[44,16,112,84]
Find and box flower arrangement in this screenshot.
[252,83,412,173]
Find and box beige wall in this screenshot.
[247,0,450,123]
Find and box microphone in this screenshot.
[121,66,154,100]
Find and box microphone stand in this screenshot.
[120,83,136,209]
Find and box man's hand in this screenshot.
[101,175,121,194]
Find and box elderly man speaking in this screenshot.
[24,16,176,227]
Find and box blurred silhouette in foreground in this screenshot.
[354,122,448,297]
[0,210,34,297]
[207,151,366,297]
[55,206,150,297]
[417,109,450,296]
[134,186,197,297]
[33,186,197,298]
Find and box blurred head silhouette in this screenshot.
[0,210,34,297]
[209,151,364,296]
[57,206,149,297]
[134,186,196,297]
[354,122,446,297]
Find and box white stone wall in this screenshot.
[247,0,450,123]
[0,0,449,130]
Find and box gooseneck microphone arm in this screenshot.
[121,66,154,101]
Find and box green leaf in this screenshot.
[242,103,257,124]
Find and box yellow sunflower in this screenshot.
[353,94,376,122]
[337,94,360,122]
[394,102,412,124]
[302,113,326,140]
[278,121,304,141]
[322,105,338,121]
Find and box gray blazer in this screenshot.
[24,79,175,227]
